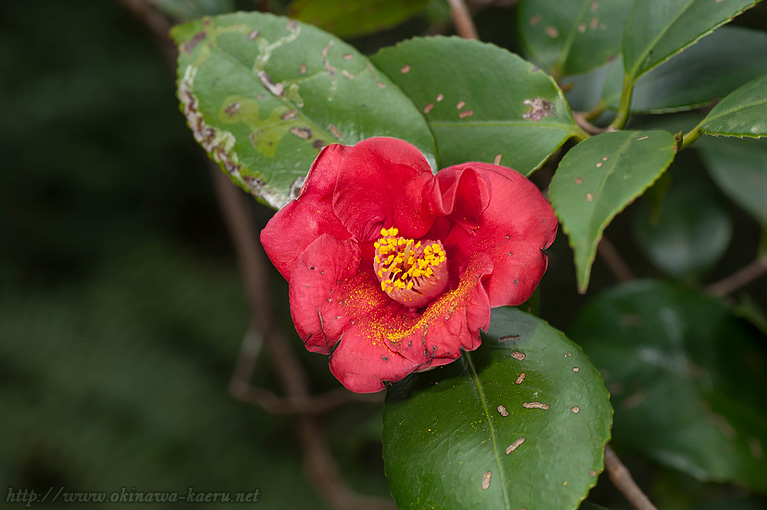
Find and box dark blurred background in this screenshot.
[2,1,766,509]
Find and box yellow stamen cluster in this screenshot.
[373,227,446,295]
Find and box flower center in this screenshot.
[373,227,448,308]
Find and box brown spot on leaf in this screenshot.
[522,97,555,121]
[313,139,326,149]
[500,335,520,342]
[545,26,559,38]
[514,372,526,384]
[299,63,307,74]
[400,64,411,74]
[571,406,581,414]
[329,124,342,139]
[481,471,492,490]
[493,153,502,165]
[459,110,474,119]
[529,14,541,26]
[497,405,509,417]
[182,31,207,54]
[377,82,386,89]
[281,109,299,120]
[456,101,466,110]
[424,103,435,114]
[343,53,353,60]
[257,70,285,97]
[586,192,594,202]
[506,437,525,454]
[523,402,550,410]
[510,350,526,360]
[290,126,312,140]
[575,177,583,184]
[224,102,241,117]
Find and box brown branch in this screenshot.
[604,445,657,510]
[228,327,384,414]
[448,0,480,40]
[706,258,767,296]
[597,237,635,283]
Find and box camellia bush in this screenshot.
[169,0,767,508]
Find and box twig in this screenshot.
[448,0,480,40]
[706,258,767,296]
[604,445,657,510]
[597,237,635,283]
[573,112,614,136]
[229,326,384,414]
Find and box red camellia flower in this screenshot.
[261,138,558,393]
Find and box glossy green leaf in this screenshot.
[569,281,767,490]
[549,130,677,293]
[171,12,436,209]
[698,73,767,138]
[518,0,632,78]
[154,0,233,20]
[371,37,583,175]
[632,182,732,279]
[696,136,767,225]
[603,27,767,113]
[622,0,761,83]
[383,307,612,510]
[287,0,429,38]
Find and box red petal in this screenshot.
[431,165,491,234]
[261,145,351,279]
[329,329,420,393]
[441,163,558,307]
[332,138,437,242]
[288,234,361,354]
[385,253,492,366]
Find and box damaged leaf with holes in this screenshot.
[371,37,585,175]
[171,11,435,209]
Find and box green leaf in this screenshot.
[622,0,761,83]
[371,37,583,175]
[697,73,767,138]
[696,136,767,225]
[569,281,767,490]
[383,307,612,510]
[518,0,633,77]
[286,0,429,38]
[603,26,767,113]
[549,130,677,293]
[632,182,732,279]
[171,12,436,209]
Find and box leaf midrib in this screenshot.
[556,0,593,73]
[701,96,767,129]
[465,352,511,508]
[626,0,697,81]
